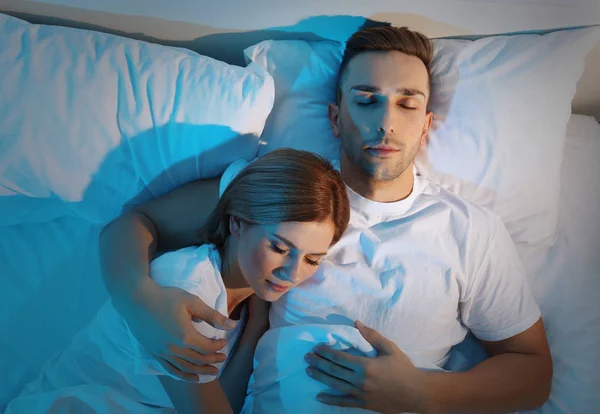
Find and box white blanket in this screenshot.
[241,324,448,414]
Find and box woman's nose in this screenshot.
[279,259,302,284]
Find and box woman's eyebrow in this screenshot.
[272,233,327,256]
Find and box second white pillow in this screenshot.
[244,26,600,248]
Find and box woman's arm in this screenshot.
[158,326,265,414]
[159,376,233,414]
[158,296,269,414]
[220,296,270,413]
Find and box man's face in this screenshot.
[330,51,433,182]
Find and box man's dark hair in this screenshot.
[336,26,434,104]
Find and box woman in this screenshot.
[7,149,350,414]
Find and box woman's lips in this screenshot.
[266,280,290,293]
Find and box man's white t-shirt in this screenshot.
[221,159,541,368]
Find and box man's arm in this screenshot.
[100,176,221,298]
[305,319,552,414]
[99,177,237,381]
[422,318,553,413]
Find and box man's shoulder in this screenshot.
[417,176,502,233]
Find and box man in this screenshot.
[100,26,552,413]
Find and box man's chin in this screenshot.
[358,161,407,183]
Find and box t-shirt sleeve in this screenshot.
[460,215,542,342]
[130,247,226,383]
[219,158,252,198]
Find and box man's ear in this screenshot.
[419,111,434,148]
[229,215,243,237]
[328,102,341,138]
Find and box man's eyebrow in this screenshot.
[397,88,426,98]
[272,233,327,256]
[350,85,380,93]
[350,85,426,98]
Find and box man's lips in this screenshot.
[369,145,399,151]
[366,146,400,157]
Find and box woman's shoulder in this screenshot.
[151,243,216,267]
[149,244,224,296]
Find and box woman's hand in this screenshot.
[117,281,238,381]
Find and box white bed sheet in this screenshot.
[525,114,600,413]
[0,218,109,409]
[0,114,599,412]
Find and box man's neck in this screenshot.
[340,156,415,203]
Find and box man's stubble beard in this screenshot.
[340,129,420,183]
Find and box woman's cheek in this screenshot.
[251,247,275,275]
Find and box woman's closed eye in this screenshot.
[269,243,288,255]
[270,242,321,267]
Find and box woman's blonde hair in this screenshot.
[198,148,350,248]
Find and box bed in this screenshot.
[1,10,599,414]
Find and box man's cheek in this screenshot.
[345,107,366,131]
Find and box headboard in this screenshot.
[1,0,599,120]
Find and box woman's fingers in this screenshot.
[177,346,227,366]
[164,354,220,376]
[158,358,200,382]
[179,328,229,355]
[188,296,237,331]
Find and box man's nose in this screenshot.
[372,104,397,138]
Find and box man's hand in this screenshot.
[305,321,434,414]
[118,282,238,382]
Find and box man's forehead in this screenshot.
[342,51,429,93]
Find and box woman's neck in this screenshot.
[220,238,253,317]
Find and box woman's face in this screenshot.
[233,219,336,302]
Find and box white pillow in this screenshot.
[0,13,274,225]
[244,27,600,247]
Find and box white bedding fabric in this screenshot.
[241,115,600,413]
[0,13,274,226]
[239,116,600,413]
[524,115,600,413]
[1,114,599,412]
[4,245,247,414]
[245,28,600,249]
